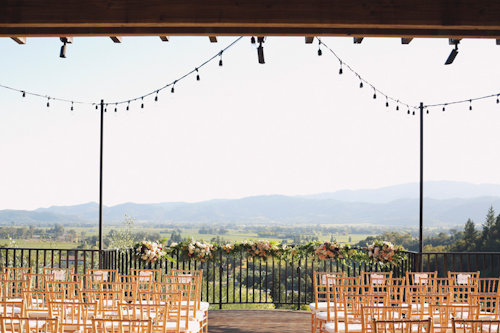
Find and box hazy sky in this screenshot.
[1,36,500,211]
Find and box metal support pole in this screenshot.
[99,100,104,251]
[419,102,424,270]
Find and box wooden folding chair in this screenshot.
[89,317,152,333]
[23,273,55,291]
[120,274,153,293]
[49,300,97,332]
[96,281,138,303]
[22,289,50,318]
[311,272,346,333]
[0,316,60,333]
[452,317,500,333]
[154,290,201,333]
[316,275,345,333]
[372,317,433,333]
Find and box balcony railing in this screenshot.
[2,247,499,309]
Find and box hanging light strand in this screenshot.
[317,37,419,114]
[0,37,243,110]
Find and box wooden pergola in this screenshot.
[1,0,498,260]
[1,0,500,43]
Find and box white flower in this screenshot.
[170,242,178,247]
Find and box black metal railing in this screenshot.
[4,247,500,309]
[102,248,418,309]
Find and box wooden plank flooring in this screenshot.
[208,309,310,333]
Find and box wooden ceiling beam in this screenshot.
[2,27,500,39]
[1,0,500,38]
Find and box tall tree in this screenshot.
[480,206,497,251]
[462,219,478,251]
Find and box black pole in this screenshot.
[99,99,104,251]
[419,102,424,270]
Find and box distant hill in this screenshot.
[300,181,500,203]
[1,181,499,226]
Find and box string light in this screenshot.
[141,97,144,109]
[71,102,74,111]
[339,62,343,75]
[171,81,176,93]
[407,109,410,115]
[126,101,130,111]
[318,40,322,56]
[396,100,399,111]
[46,97,50,108]
[373,87,377,99]
[497,95,499,104]
[386,96,389,107]
[22,91,25,98]
[104,104,107,112]
[251,36,256,45]
[469,100,472,111]
[443,104,446,111]
[196,68,200,81]
[114,103,117,112]
[426,109,429,114]
[219,51,223,67]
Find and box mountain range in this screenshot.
[1,181,500,226]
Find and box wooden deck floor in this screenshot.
[208,309,310,333]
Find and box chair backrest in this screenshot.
[0,316,60,333]
[3,267,32,280]
[0,300,25,317]
[452,317,500,333]
[378,278,405,306]
[471,293,500,319]
[71,273,104,289]
[23,273,55,290]
[97,281,138,303]
[91,317,152,333]
[48,300,97,332]
[405,271,437,285]
[448,271,480,285]
[2,279,30,300]
[418,277,451,294]
[313,273,343,314]
[120,274,153,292]
[360,271,393,286]
[372,318,432,333]
[130,268,162,283]
[153,290,184,332]
[44,267,74,281]
[362,305,411,333]
[474,278,500,294]
[88,268,118,282]
[46,280,83,300]
[430,303,480,333]
[81,289,124,316]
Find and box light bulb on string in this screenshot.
[155,91,159,102]
[469,100,472,111]
[250,36,256,50]
[372,88,377,99]
[426,109,429,114]
[339,62,343,75]
[46,97,50,108]
[22,91,26,98]
[104,104,108,112]
[497,95,499,104]
[412,110,415,115]
[141,97,144,109]
[195,68,200,81]
[126,101,130,111]
[385,97,389,108]
[396,101,399,111]
[95,104,98,110]
[317,41,322,56]
[443,104,446,112]
[171,81,176,94]
[114,103,118,112]
[219,51,223,67]
[407,109,410,115]
[71,102,74,111]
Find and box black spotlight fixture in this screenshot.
[59,37,72,58]
[445,39,460,65]
[257,37,265,64]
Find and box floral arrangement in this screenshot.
[133,238,407,267]
[135,240,166,263]
[170,239,215,262]
[314,241,344,260]
[367,240,405,265]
